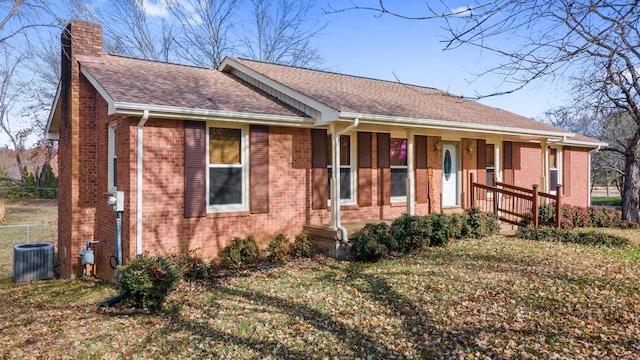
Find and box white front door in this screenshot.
[442,143,459,207]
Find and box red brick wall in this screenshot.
[513,142,542,190]
[58,21,103,278]
[562,147,590,207]
[80,119,447,276]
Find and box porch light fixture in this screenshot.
[434,139,442,153]
[466,142,475,155]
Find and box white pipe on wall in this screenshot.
[136,109,149,256]
[331,118,359,242]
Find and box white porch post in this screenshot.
[330,124,338,230]
[406,130,415,215]
[495,142,502,183]
[540,139,548,192]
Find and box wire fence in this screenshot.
[0,223,57,279]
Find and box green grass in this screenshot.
[1,235,639,359]
[590,196,622,206]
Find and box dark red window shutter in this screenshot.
[415,135,427,169]
[311,129,328,209]
[311,129,328,168]
[503,141,513,169]
[357,132,372,206]
[250,125,269,214]
[184,121,206,218]
[357,132,372,168]
[477,139,486,169]
[377,133,391,205]
[377,133,390,168]
[415,135,428,204]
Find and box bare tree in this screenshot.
[0,0,59,44]
[333,0,640,221]
[0,43,31,183]
[241,0,325,67]
[97,0,177,62]
[168,0,240,68]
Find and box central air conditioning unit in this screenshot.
[13,242,54,282]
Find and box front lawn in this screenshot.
[1,235,639,359]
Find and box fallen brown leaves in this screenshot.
[1,235,639,359]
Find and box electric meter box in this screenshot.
[114,191,124,212]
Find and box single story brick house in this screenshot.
[47,21,603,279]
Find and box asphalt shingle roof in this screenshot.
[229,57,571,134]
[80,54,306,118]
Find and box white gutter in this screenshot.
[406,130,415,215]
[341,113,573,139]
[331,118,359,242]
[136,109,149,256]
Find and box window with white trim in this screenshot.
[207,125,248,212]
[390,138,407,201]
[108,124,117,192]
[327,135,354,202]
[549,147,561,194]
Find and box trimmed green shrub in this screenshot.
[266,234,290,263]
[620,221,639,229]
[426,213,450,246]
[350,227,388,262]
[219,237,260,270]
[169,248,216,282]
[516,226,629,247]
[588,207,621,228]
[538,204,557,226]
[569,206,590,228]
[118,256,179,313]
[447,213,466,240]
[292,232,315,258]
[362,222,396,251]
[391,214,431,252]
[464,207,500,238]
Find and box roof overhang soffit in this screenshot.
[45,82,62,140]
[218,57,340,126]
[341,112,574,141]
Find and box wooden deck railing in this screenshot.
[469,173,562,228]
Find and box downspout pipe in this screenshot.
[331,118,359,243]
[136,109,149,256]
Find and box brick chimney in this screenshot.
[58,21,103,278]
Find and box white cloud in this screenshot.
[142,0,169,17]
[450,6,473,17]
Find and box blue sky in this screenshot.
[312,2,570,119]
[0,0,574,149]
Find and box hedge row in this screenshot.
[538,204,623,230]
[350,208,500,262]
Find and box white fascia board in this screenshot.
[45,82,62,140]
[114,102,314,127]
[80,65,117,114]
[341,112,573,139]
[561,139,607,148]
[219,58,340,125]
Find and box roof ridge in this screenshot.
[232,57,458,97]
[104,53,216,71]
